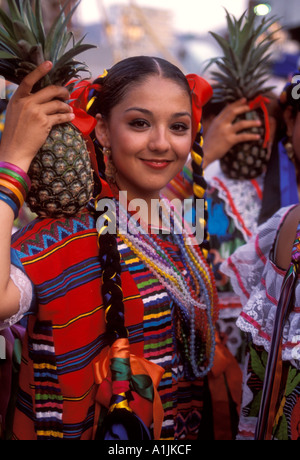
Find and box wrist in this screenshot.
[0,146,34,173]
[0,158,32,174]
[0,162,31,220]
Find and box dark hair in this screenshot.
[88,55,191,120]
[87,55,209,359]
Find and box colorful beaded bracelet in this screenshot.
[0,191,19,219]
[0,162,31,219]
[0,162,31,190]
[0,168,29,194]
[0,172,27,199]
[0,178,25,207]
[0,184,21,208]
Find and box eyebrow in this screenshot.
[124,107,191,118]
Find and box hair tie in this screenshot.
[186,74,213,139]
[66,80,102,135]
[98,69,108,79]
[248,95,271,149]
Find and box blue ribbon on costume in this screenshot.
[278,140,299,207]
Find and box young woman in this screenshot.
[221,75,300,440]
[0,56,222,440]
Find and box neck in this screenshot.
[112,180,162,229]
[118,189,163,231]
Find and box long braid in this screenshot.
[98,231,127,342]
[185,73,212,259]
[87,73,153,439]
[73,75,125,343]
[85,56,214,439]
[85,75,128,343]
[190,122,210,258]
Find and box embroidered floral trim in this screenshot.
[210,170,264,242]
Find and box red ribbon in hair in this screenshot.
[248,95,270,149]
[68,76,213,139]
[66,79,101,136]
[186,74,213,138]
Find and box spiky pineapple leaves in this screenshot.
[0,0,96,90]
[206,8,280,102]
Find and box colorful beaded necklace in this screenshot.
[115,195,218,378]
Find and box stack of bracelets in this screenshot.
[0,161,31,220]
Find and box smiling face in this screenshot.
[95,75,192,202]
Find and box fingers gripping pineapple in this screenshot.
[0,0,96,217]
[207,9,279,179]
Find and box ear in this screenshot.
[283,106,296,137]
[95,114,110,148]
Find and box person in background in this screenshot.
[165,96,279,347]
[0,55,235,440]
[202,96,281,361]
[163,93,282,438]
[221,72,300,440]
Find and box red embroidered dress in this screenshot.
[10,210,207,440]
[222,205,300,440]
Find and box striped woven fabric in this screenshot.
[10,210,205,440]
[29,321,64,440]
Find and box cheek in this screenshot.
[109,131,138,164]
[176,138,192,163]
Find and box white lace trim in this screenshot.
[0,265,33,330]
[221,205,300,368]
[210,169,264,242]
[237,353,256,440]
[217,291,242,319]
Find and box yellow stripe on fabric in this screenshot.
[123,257,141,265]
[52,295,141,330]
[123,294,141,302]
[144,311,170,321]
[52,305,104,330]
[33,363,57,370]
[36,431,63,439]
[162,372,172,379]
[63,386,93,402]
[22,232,97,266]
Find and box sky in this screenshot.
[77,0,249,35]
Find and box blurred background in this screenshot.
[36,0,300,94]
[0,0,299,91]
[0,0,299,229]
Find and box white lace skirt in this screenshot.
[221,204,300,369]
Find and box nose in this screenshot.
[148,126,171,153]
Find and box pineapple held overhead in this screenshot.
[0,0,96,217]
[207,9,279,179]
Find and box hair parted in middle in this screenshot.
[82,55,217,438]
[86,54,212,365]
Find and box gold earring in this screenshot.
[103,147,117,183]
[103,146,111,157]
[284,136,295,161]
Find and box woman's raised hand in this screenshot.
[203,98,262,169]
[0,61,75,172]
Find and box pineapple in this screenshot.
[206,9,278,179]
[0,0,96,217]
